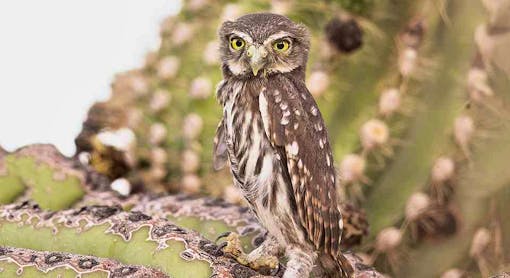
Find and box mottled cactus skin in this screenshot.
[0,173,376,277]
[2,0,510,277]
[0,246,168,278]
[0,201,248,277]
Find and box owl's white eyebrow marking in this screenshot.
[264,31,293,44]
[231,31,253,43]
[269,63,299,74]
[227,60,247,75]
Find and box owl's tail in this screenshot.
[317,252,354,278]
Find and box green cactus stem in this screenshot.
[0,145,86,210]
[398,125,510,277]
[365,0,486,236]
[0,202,239,277]
[0,198,379,277]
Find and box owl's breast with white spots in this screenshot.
[222,81,275,199]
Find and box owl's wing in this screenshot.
[213,117,228,171]
[259,75,343,257]
[213,80,229,171]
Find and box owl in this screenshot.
[213,13,352,278]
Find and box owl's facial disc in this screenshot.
[246,45,268,76]
[219,14,311,78]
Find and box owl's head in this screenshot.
[218,13,310,78]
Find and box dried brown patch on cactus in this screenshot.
[75,102,128,153]
[325,16,363,53]
[339,203,369,249]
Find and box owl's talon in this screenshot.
[214,241,228,256]
[215,231,232,243]
[247,254,280,270]
[219,232,245,259]
[217,232,279,271]
[270,263,284,276]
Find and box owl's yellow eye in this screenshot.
[273,39,290,52]
[230,37,245,50]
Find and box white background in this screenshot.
[0,0,181,156]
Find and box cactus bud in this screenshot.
[398,47,417,77]
[339,154,366,184]
[405,192,431,221]
[189,77,213,99]
[183,114,203,140]
[223,185,243,204]
[160,16,175,35]
[181,150,200,174]
[441,269,465,278]
[150,90,171,113]
[150,165,167,181]
[157,56,180,80]
[469,228,491,257]
[221,4,242,21]
[480,0,510,29]
[149,123,167,145]
[379,88,401,116]
[307,71,330,97]
[126,108,143,129]
[270,0,291,15]
[182,174,202,194]
[203,40,220,65]
[187,0,208,11]
[454,115,474,153]
[129,75,149,96]
[150,147,167,166]
[467,67,493,102]
[360,119,389,149]
[431,156,455,183]
[171,23,193,46]
[375,227,403,252]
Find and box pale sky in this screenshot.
[0,0,181,156]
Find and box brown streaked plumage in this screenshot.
[214,13,352,278]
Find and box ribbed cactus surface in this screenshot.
[2,0,510,277]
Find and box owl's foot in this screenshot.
[216,232,245,261]
[246,252,279,270]
[216,232,279,270]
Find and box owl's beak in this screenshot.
[247,45,267,76]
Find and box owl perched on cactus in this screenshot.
[213,13,352,278]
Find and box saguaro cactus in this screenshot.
[2,0,510,277]
[0,145,378,277]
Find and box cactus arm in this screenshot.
[365,0,486,235]
[0,145,86,210]
[398,124,510,277]
[325,1,414,158]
